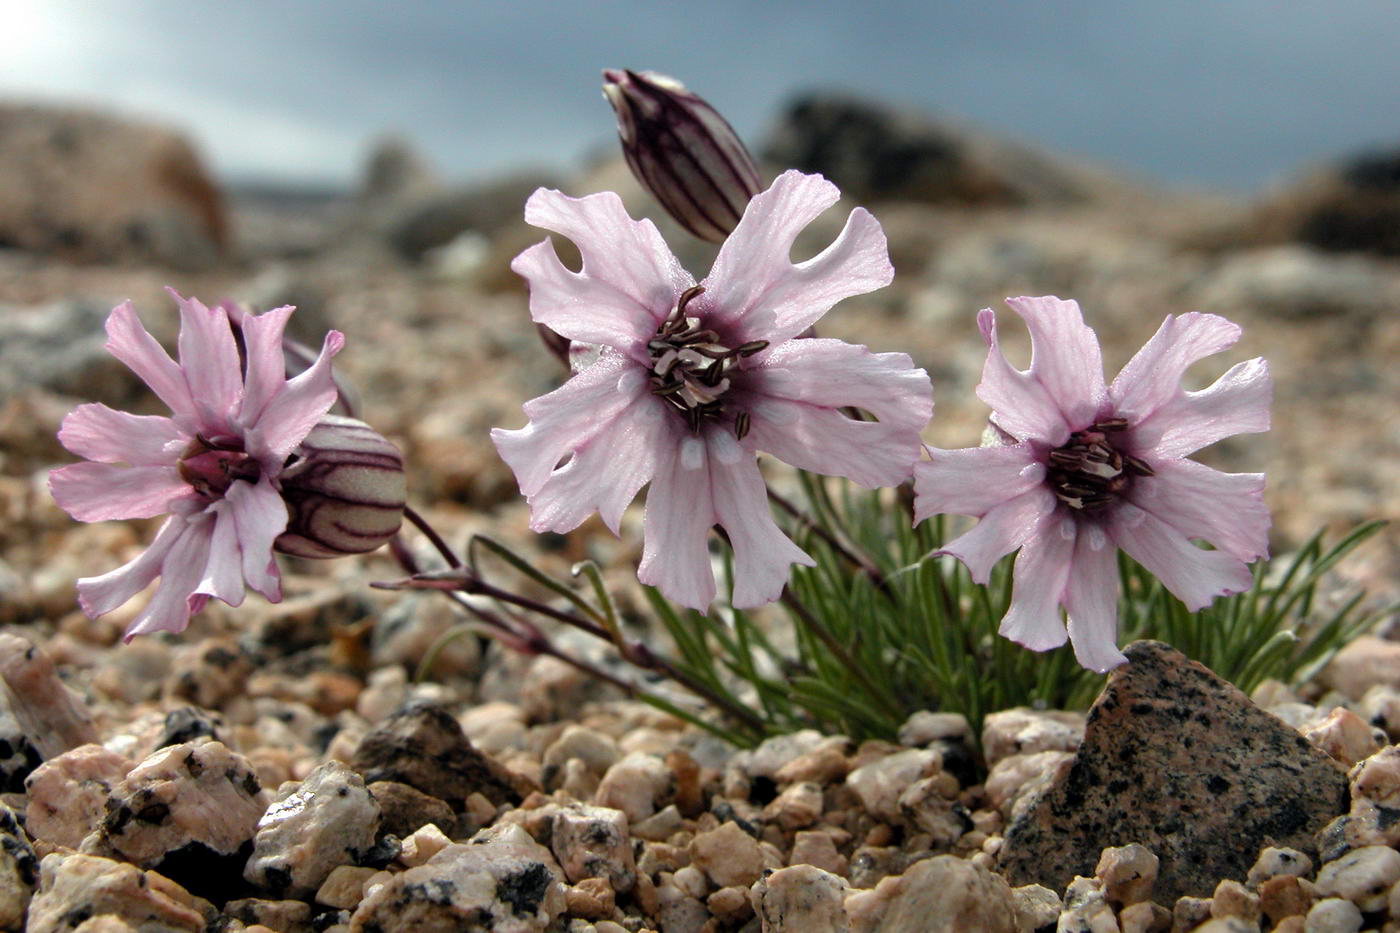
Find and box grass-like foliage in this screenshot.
[644,472,1389,746]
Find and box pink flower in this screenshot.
[493,170,932,610]
[48,290,344,640]
[913,296,1272,672]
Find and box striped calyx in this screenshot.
[274,415,406,559]
[603,68,762,243]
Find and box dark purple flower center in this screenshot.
[647,285,767,437]
[1046,418,1154,512]
[178,435,261,499]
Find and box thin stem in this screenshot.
[781,585,903,720]
[452,594,640,697]
[623,639,768,736]
[769,488,885,587]
[466,578,767,734]
[392,502,766,737]
[403,505,463,569]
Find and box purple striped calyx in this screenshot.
[274,415,406,559]
[602,68,762,243]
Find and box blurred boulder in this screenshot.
[1247,146,1400,256]
[358,135,442,205]
[386,171,561,261]
[1191,245,1399,320]
[762,92,1104,206]
[0,104,226,268]
[0,300,139,404]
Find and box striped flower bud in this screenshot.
[274,415,406,559]
[602,68,762,243]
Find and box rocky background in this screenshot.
[0,96,1398,932]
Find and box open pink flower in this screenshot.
[493,170,932,610]
[48,290,343,640]
[913,296,1271,672]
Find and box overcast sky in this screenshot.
[3,0,1397,192]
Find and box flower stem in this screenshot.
[390,506,767,737]
[461,577,768,736]
[769,488,885,587]
[403,505,463,569]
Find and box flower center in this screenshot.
[648,285,767,437]
[1046,418,1154,512]
[177,435,261,499]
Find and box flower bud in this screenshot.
[274,415,406,559]
[602,68,762,243]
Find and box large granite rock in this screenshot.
[0,103,226,267]
[998,641,1350,902]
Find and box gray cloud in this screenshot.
[3,0,1397,190]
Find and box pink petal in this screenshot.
[638,436,718,611]
[76,514,186,617]
[1126,459,1269,564]
[939,487,1057,584]
[247,329,345,464]
[48,462,193,522]
[1108,502,1254,612]
[512,188,693,354]
[998,516,1076,652]
[913,444,1043,522]
[58,403,184,465]
[524,389,673,535]
[122,513,216,640]
[974,308,1073,445]
[103,301,194,420]
[742,401,922,490]
[1127,358,1271,459]
[169,289,243,430]
[227,476,287,601]
[492,354,643,498]
[1063,524,1126,672]
[1003,296,1107,431]
[708,430,813,608]
[700,171,893,346]
[238,304,295,426]
[735,338,932,487]
[1109,312,1242,424]
[195,502,247,607]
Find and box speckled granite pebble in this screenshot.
[550,804,635,893]
[23,744,131,849]
[998,641,1349,902]
[26,852,214,933]
[368,780,454,840]
[94,739,268,903]
[348,824,564,933]
[750,864,849,933]
[0,802,37,933]
[243,759,380,898]
[844,854,1017,933]
[0,634,97,759]
[350,703,531,809]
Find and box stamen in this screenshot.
[1045,419,1149,513]
[647,285,756,439]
